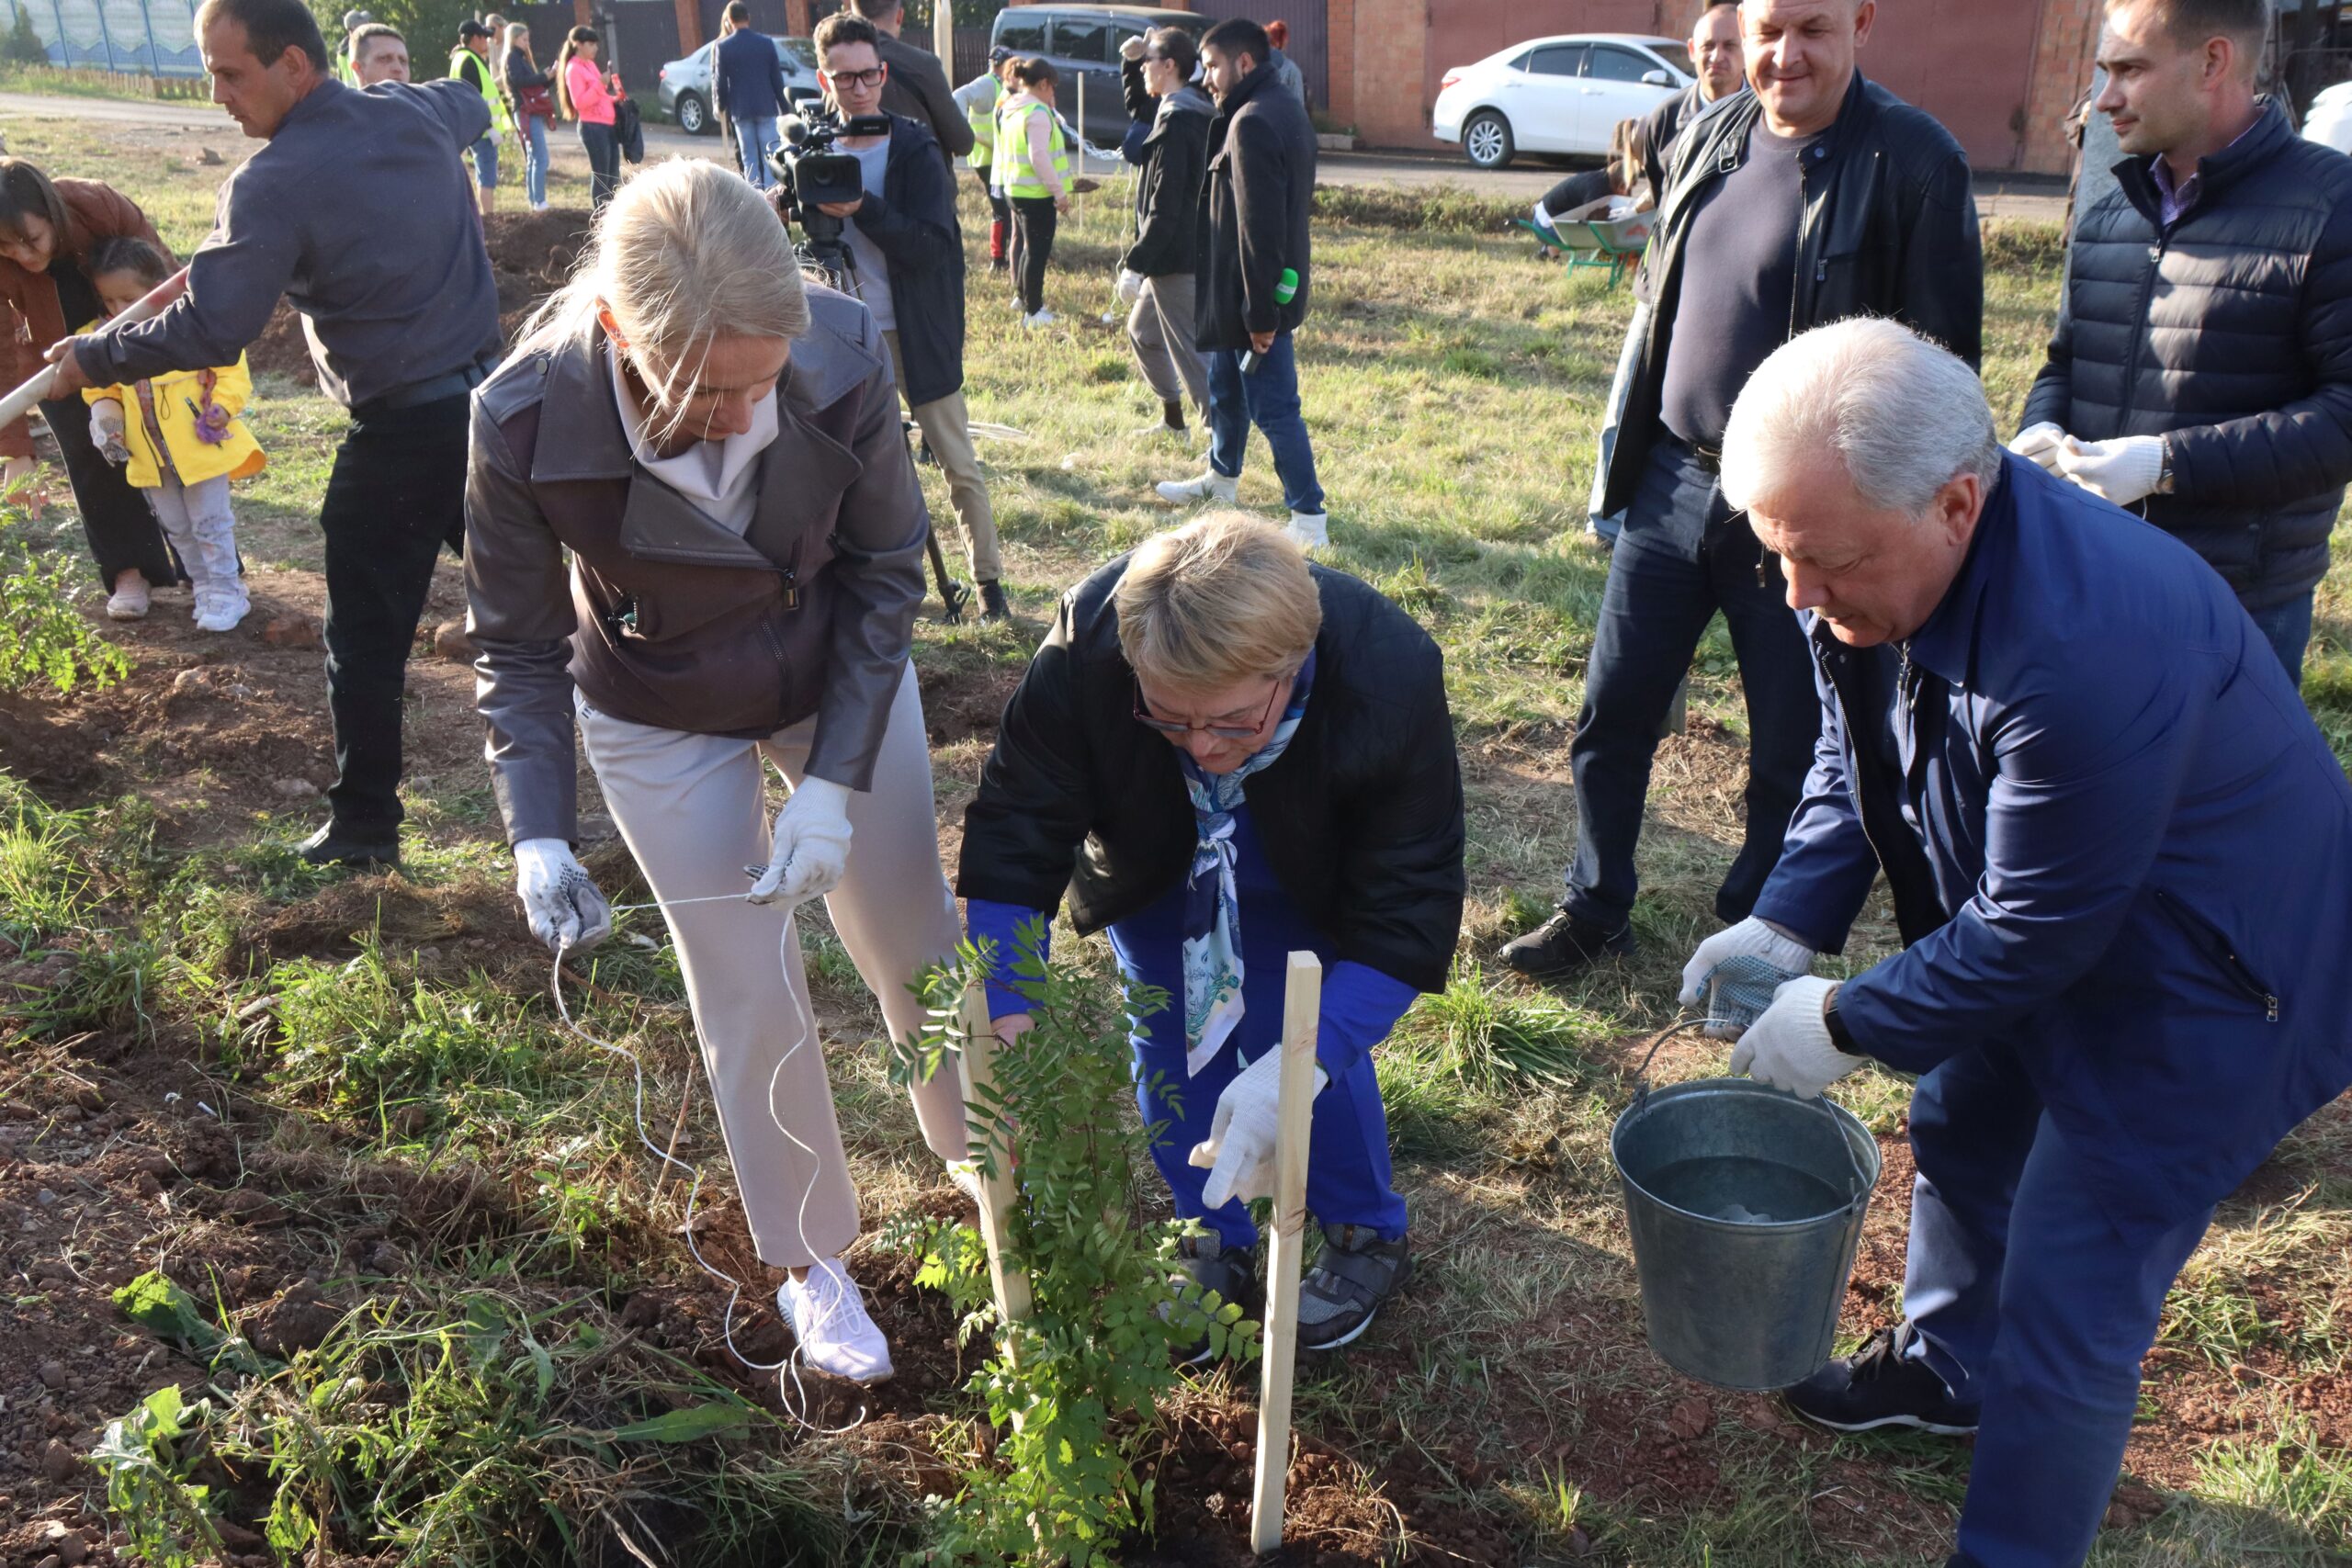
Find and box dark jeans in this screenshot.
[579,120,621,211]
[1010,195,1057,313]
[2247,592,2313,689]
[318,394,469,833]
[44,394,182,592]
[1563,435,1818,931]
[971,166,1009,236]
[1205,332,1324,515]
[1904,1046,2211,1568]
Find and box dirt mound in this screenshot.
[247,207,595,388]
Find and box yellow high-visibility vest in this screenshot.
[1000,97,1069,199]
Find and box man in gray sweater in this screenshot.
[53,0,500,868]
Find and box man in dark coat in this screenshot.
[1116,24,1213,438]
[713,0,788,190]
[2016,0,2352,684]
[1151,18,1327,546]
[849,0,973,179]
[1502,0,1982,982]
[1690,314,2352,1568]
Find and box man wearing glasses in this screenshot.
[801,11,1007,619]
[957,513,1466,1356]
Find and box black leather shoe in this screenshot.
[1498,907,1633,978]
[1170,1232,1259,1366]
[1785,1325,1982,1436]
[297,821,400,868]
[978,580,1012,622]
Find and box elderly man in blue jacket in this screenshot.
[1681,318,2352,1568]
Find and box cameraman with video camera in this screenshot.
[785,10,1006,620]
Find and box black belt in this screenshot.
[352,355,497,419]
[1687,440,1723,474]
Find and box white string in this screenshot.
[550,887,874,1436]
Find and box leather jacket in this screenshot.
[1602,72,1983,517]
[464,288,928,845]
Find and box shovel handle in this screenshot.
[0,267,189,430]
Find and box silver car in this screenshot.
[657,34,822,136]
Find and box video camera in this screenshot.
[766,109,892,285]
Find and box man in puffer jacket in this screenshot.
[2018,0,2352,684]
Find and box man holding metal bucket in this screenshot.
[1681,317,2352,1568]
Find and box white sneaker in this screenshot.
[1154,469,1239,505]
[1285,511,1330,549]
[1022,309,1057,328]
[105,573,150,620]
[531,200,549,213]
[778,1258,893,1384]
[193,586,249,634]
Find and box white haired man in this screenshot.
[1683,317,2352,1567]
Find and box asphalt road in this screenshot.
[0,90,2070,220]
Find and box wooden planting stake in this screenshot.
[1251,952,1322,1555]
[956,983,1032,1366]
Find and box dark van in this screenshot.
[989,4,1204,144]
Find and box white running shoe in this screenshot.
[1022,309,1057,328]
[105,572,151,620]
[1154,469,1239,505]
[778,1258,894,1384]
[1285,511,1329,549]
[193,586,250,634]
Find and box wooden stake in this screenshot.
[957,983,1032,1359]
[1251,952,1322,1555]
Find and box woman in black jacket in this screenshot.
[1114,26,1213,438]
[958,513,1465,1356]
[499,24,555,213]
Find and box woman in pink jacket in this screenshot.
[555,26,622,210]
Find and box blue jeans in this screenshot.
[1206,331,1325,515]
[1904,1046,2213,1568]
[469,133,498,189]
[1563,435,1819,930]
[521,114,549,206]
[1586,300,1647,542]
[2246,592,2313,688]
[733,113,779,188]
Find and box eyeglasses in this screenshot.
[1132,674,1288,739]
[822,66,886,89]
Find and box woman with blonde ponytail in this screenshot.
[467,161,967,1384]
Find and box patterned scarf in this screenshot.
[1177,650,1316,1076]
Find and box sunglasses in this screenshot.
[822,65,886,89]
[1132,673,1288,740]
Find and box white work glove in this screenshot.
[1188,1046,1329,1210]
[1730,976,1870,1100]
[2007,421,2066,472]
[88,398,129,465]
[2053,434,2165,507]
[749,776,853,907]
[1115,267,1145,305]
[1678,917,1818,1040]
[514,837,613,954]
[1118,32,1147,61]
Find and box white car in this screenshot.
[2306,81,2352,157]
[1433,34,1693,170]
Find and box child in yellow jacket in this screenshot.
[82,236,264,633]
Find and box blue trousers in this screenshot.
[521,114,549,207]
[468,133,498,189]
[1905,1046,2213,1568]
[2247,592,2313,689]
[1206,331,1326,515]
[1563,435,1818,930]
[734,113,779,188]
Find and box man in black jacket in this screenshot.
[714,0,788,190]
[1502,0,1982,981]
[959,513,1464,1355]
[849,0,973,180]
[2017,0,2352,685]
[1153,18,1327,547]
[1116,25,1213,440]
[808,13,1005,618]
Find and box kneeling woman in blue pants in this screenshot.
[957,513,1464,1352]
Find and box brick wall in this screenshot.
[1343,0,1428,145]
[2020,0,2100,175]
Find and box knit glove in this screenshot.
[1730,976,1870,1099]
[749,776,853,907]
[1678,917,1818,1040]
[2054,434,2165,506]
[1115,268,1145,305]
[87,399,130,465]
[1189,1046,1329,1209]
[2007,421,2066,471]
[514,838,613,953]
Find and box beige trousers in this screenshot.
[884,329,1002,584]
[1126,273,1208,423]
[577,664,967,1269]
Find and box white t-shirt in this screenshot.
[607,338,779,536]
[840,134,897,332]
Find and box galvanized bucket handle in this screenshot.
[1623,1015,1871,1212]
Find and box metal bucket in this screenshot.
[1611,1074,1880,1391]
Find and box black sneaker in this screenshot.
[978,581,1012,622]
[1498,907,1633,979]
[1785,1325,1982,1436]
[1298,1224,1410,1352]
[298,821,400,868]
[1170,1232,1259,1366]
